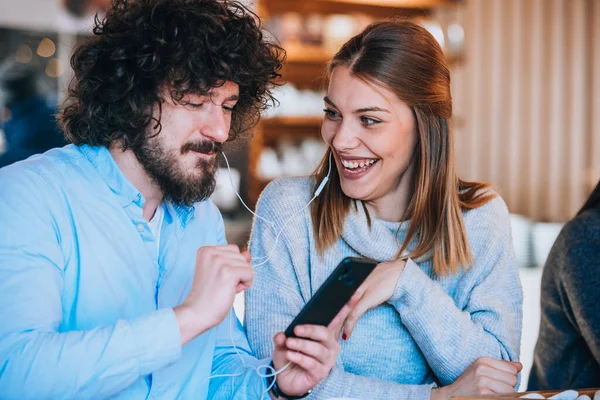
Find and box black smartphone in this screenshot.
[284,257,378,338]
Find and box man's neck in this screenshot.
[109,143,163,221]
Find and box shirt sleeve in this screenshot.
[0,166,182,399]
[209,311,271,399]
[207,203,270,399]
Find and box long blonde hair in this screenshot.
[311,21,494,276]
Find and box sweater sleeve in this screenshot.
[528,210,600,390]
[244,179,436,400]
[561,238,600,366]
[388,197,523,386]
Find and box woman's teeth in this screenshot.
[341,159,378,172]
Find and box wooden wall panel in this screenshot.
[453,0,598,221]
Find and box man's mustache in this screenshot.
[181,141,222,155]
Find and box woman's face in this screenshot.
[321,66,418,212]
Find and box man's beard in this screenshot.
[132,134,222,207]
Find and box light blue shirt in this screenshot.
[0,145,267,399]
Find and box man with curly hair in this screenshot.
[0,1,348,399]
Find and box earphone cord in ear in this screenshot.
[205,149,333,397]
[220,150,332,267]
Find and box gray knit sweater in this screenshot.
[528,207,600,390]
[244,177,523,399]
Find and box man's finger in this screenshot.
[236,283,251,293]
[273,332,286,348]
[217,252,251,264]
[286,351,323,381]
[220,258,253,269]
[213,244,241,254]
[293,324,330,343]
[229,265,254,288]
[286,337,330,364]
[272,332,292,371]
[241,251,252,263]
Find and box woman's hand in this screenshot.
[430,357,523,400]
[342,259,406,339]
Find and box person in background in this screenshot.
[0,1,347,399]
[61,0,111,18]
[528,180,600,390]
[245,20,523,400]
[0,60,65,168]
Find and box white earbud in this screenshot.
[314,152,332,196]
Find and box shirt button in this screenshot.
[136,224,145,232]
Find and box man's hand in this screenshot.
[271,298,357,397]
[430,357,523,400]
[174,245,253,345]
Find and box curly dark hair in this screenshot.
[59,0,284,148]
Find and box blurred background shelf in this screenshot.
[262,116,324,128]
[283,43,333,64]
[260,0,437,20]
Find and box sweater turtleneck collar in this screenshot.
[340,201,420,263]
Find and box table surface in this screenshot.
[452,388,600,399]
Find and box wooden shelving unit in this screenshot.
[248,116,323,204]
[262,116,324,128]
[248,0,454,207]
[260,0,432,20]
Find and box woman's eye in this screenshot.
[360,116,381,126]
[323,108,340,119]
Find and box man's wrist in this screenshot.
[173,304,212,346]
[270,381,311,400]
[267,361,311,399]
[268,392,280,400]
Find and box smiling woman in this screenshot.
[245,20,524,400]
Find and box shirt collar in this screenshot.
[78,145,196,227]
